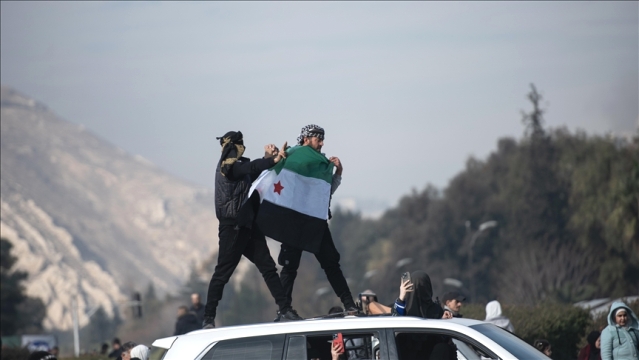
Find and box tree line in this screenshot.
[330,85,638,306]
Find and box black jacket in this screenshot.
[190,303,205,324]
[174,313,201,335]
[215,156,275,225]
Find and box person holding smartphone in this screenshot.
[392,271,446,319]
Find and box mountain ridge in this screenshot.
[0,86,219,330]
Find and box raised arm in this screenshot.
[393,279,413,316]
[231,142,287,181]
[329,156,343,195]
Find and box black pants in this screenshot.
[205,224,287,319]
[278,222,354,309]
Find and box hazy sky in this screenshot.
[2,1,637,213]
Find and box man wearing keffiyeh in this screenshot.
[274,124,358,316]
[202,131,303,329]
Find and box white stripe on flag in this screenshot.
[252,168,330,220]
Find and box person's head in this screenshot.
[217,131,246,176]
[586,330,601,349]
[359,290,377,304]
[534,339,551,356]
[442,292,466,312]
[613,308,629,326]
[404,271,445,319]
[112,338,121,349]
[485,300,503,319]
[191,293,201,306]
[297,124,325,152]
[217,131,244,147]
[177,305,189,317]
[100,343,109,354]
[120,341,137,360]
[130,345,150,360]
[606,301,639,329]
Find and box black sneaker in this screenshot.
[273,312,281,322]
[278,308,304,322]
[345,306,361,315]
[202,316,216,329]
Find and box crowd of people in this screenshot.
[105,339,150,360]
[9,338,151,360]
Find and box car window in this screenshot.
[201,334,285,360]
[149,347,167,360]
[452,339,492,360]
[393,330,497,360]
[286,331,381,360]
[470,324,547,360]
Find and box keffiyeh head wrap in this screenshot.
[297,124,325,145]
[216,131,245,177]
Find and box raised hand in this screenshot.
[399,278,413,301]
[273,141,288,163]
[264,144,278,158]
[329,156,343,176]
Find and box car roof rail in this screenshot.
[306,311,394,320]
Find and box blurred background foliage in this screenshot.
[462,299,639,360]
[330,86,638,307]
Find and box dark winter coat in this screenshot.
[215,157,275,225]
[190,303,205,324]
[174,313,200,335]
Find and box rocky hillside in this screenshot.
[0,87,218,331]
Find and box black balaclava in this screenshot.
[216,131,245,177]
[404,271,442,319]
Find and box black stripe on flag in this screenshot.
[256,200,326,254]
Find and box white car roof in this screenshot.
[154,316,510,360]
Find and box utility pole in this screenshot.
[71,297,102,358]
[72,298,79,357]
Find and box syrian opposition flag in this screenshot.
[249,145,334,254]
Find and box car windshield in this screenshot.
[470,324,547,360]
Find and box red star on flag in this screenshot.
[273,181,284,195]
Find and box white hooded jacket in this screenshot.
[484,300,515,333]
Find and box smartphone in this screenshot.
[332,333,344,353]
[401,271,411,283]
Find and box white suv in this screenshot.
[152,316,547,360]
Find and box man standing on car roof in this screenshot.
[202,131,303,329]
[276,125,358,316]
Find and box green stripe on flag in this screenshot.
[272,145,334,183]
